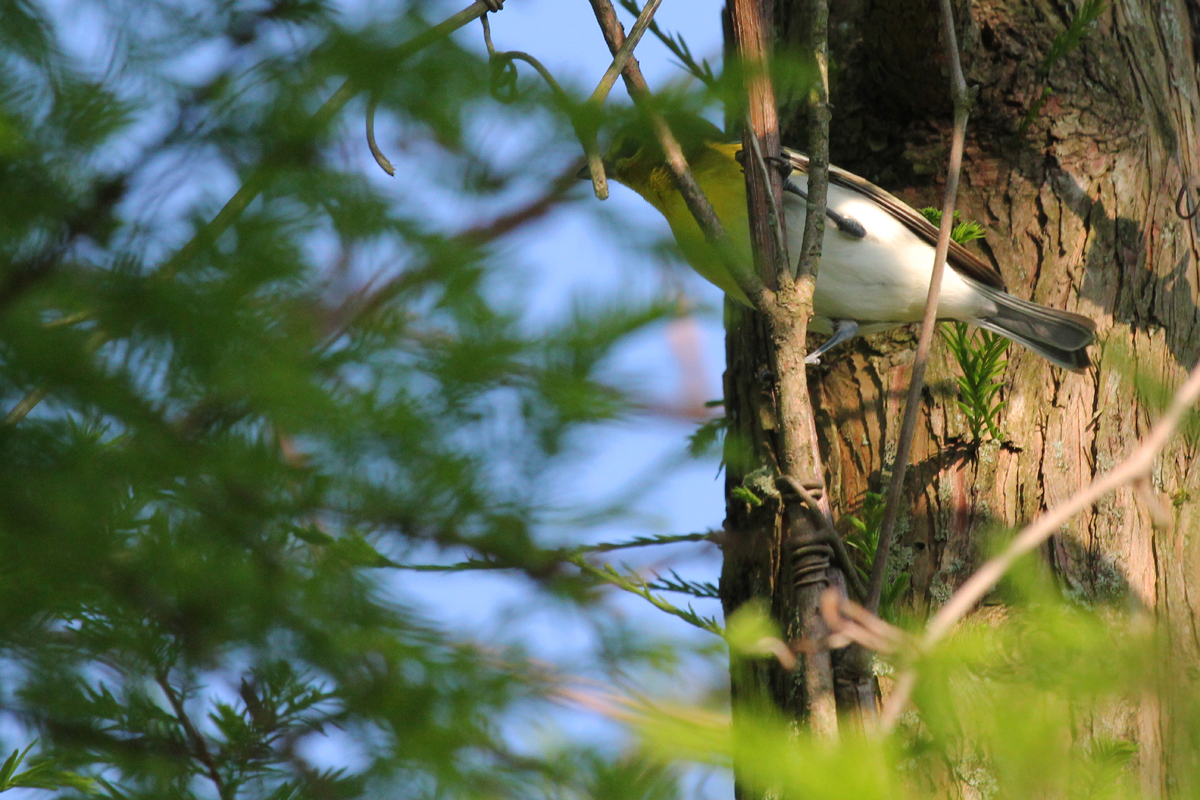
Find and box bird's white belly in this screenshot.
[783,184,988,334]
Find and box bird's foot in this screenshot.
[804,319,859,365]
[733,151,794,180]
[764,155,793,179]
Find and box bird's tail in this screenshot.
[967,280,1096,372]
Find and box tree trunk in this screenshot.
[718,0,853,747]
[758,0,1200,792]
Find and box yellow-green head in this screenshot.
[586,116,754,304]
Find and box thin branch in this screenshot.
[587,0,665,106]
[587,0,772,307]
[866,0,971,615]
[729,0,841,740]
[793,0,830,283]
[365,95,394,176]
[581,531,717,554]
[616,0,718,89]
[878,359,1200,731]
[157,671,230,800]
[163,0,500,281]
[741,122,790,268]
[458,164,581,244]
[481,15,572,102]
[5,388,47,426]
[367,2,506,176]
[320,162,580,345]
[357,539,723,634]
[376,531,716,573]
[7,332,105,426]
[382,557,506,572]
[729,2,788,293]
[819,589,910,654]
[477,13,609,198]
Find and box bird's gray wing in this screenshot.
[783,148,1007,291]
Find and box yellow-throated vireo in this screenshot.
[586,118,1095,371]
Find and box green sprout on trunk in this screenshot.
[921,208,1009,443]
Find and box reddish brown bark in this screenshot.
[762,0,1200,790]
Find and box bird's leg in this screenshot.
[804,319,859,365]
[783,181,867,240]
[735,150,797,181]
[763,155,794,179]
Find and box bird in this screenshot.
[586,118,1096,371]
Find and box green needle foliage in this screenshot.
[0,1,716,798]
[572,557,723,636]
[919,207,987,248]
[1016,0,1108,137]
[922,208,1008,443]
[636,568,1169,800]
[941,320,1010,442]
[844,491,909,623]
[0,741,93,794]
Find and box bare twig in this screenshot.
[359,530,722,633]
[369,532,715,572]
[819,589,910,654]
[166,0,501,280]
[320,162,579,344]
[4,388,47,426]
[477,0,664,201]
[7,332,105,426]
[367,0,507,175]
[741,122,790,268]
[758,637,798,670]
[879,360,1200,731]
[616,0,718,89]
[588,0,665,106]
[793,0,830,284]
[866,0,971,615]
[730,3,788,290]
[582,531,717,554]
[478,14,610,199]
[365,95,395,176]
[587,0,771,307]
[480,15,572,103]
